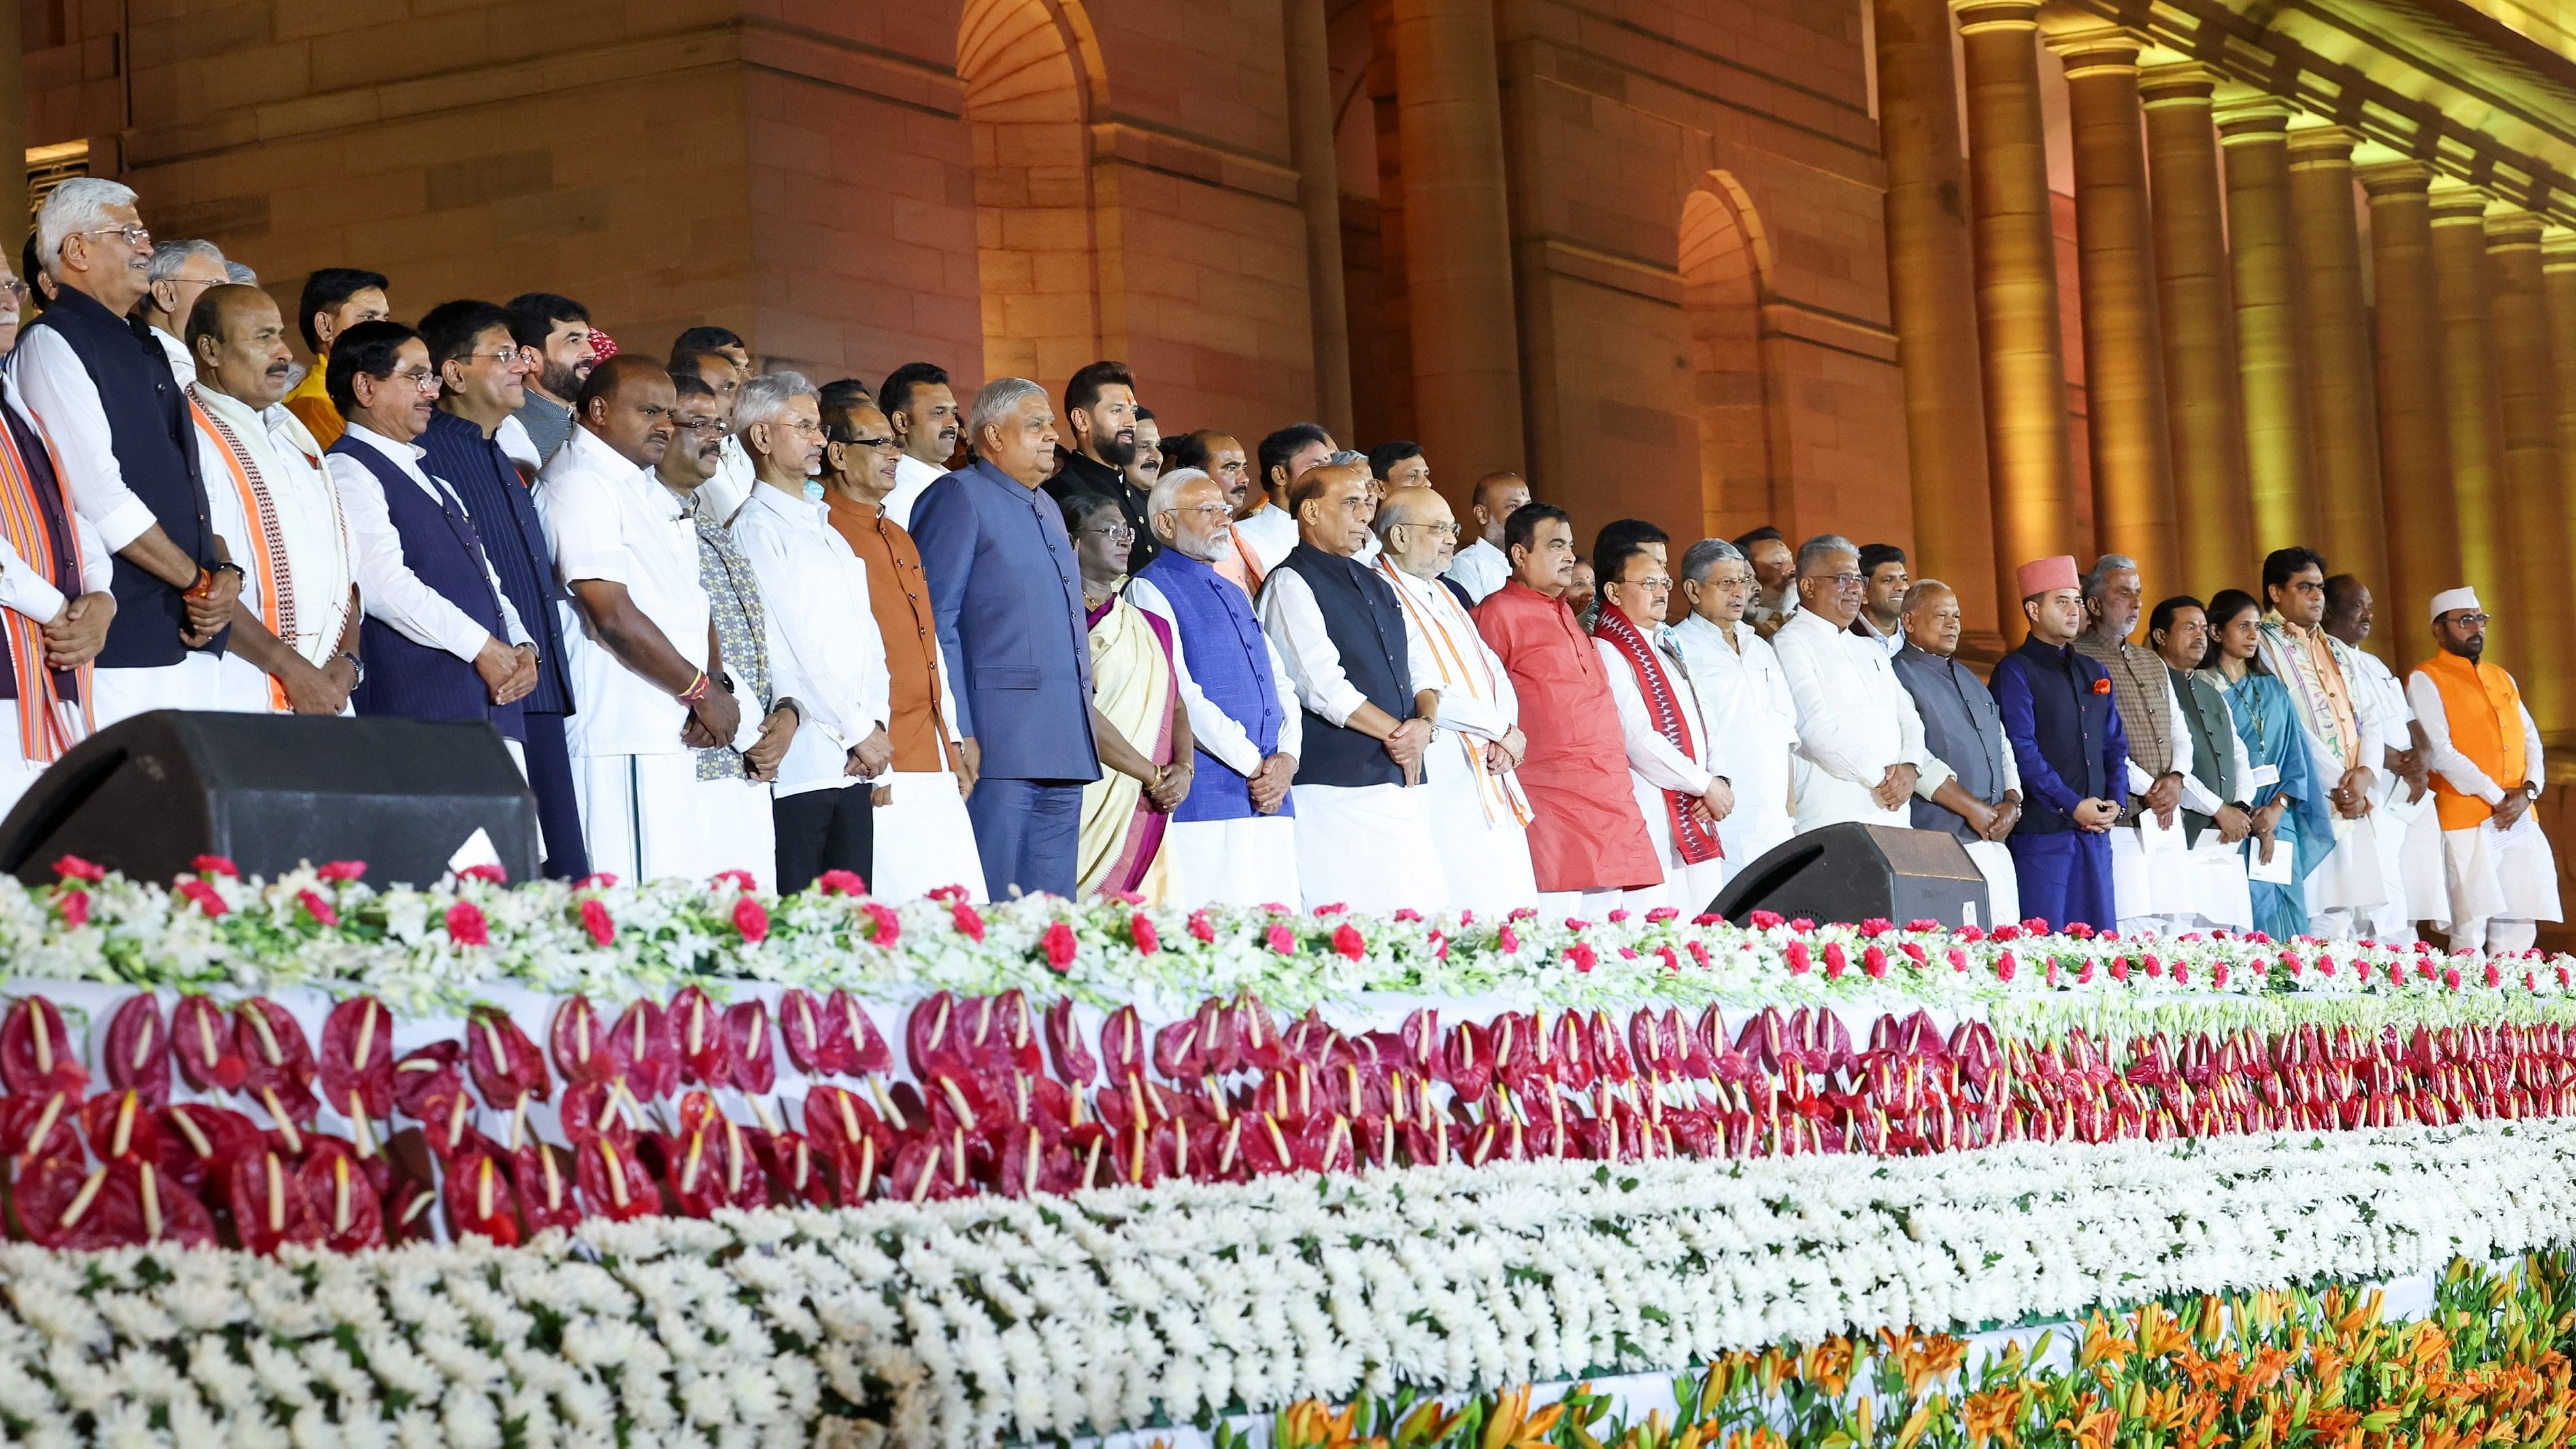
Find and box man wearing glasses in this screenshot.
[1770,533,1946,832]
[2408,586,2561,954]
[12,177,240,724]
[321,320,538,768]
[415,299,586,880]
[809,382,983,903]
[1592,518,1731,914]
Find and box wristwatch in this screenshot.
[336,650,365,686]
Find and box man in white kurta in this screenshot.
[2256,548,2390,939]
[2324,575,2444,941]
[1587,525,1731,912]
[1256,461,1447,914]
[1771,536,1946,831]
[183,287,358,716]
[1671,539,1798,867]
[2406,588,2561,955]
[1442,471,1528,605]
[535,359,731,885]
[1239,424,1336,578]
[1371,488,1538,918]
[0,371,113,815]
[1125,469,1305,908]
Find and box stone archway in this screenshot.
[958,0,1108,391]
[1679,176,1777,542]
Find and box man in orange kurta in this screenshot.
[2405,586,2560,954]
[1473,501,1660,914]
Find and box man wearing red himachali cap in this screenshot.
[1988,554,2128,931]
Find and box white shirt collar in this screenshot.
[343,421,431,469]
[742,478,828,525]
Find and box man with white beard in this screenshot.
[1124,467,1303,907]
[1369,486,1537,916]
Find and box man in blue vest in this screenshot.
[911,376,1101,899]
[1891,578,2023,925]
[417,299,586,880]
[321,320,538,767]
[11,178,238,724]
[1126,466,1301,907]
[1989,554,2126,931]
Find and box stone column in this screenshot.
[2217,101,2319,554]
[2047,25,2179,590]
[1953,0,2077,622]
[2285,127,2389,611]
[1390,0,1526,480]
[2487,211,2571,729]
[2428,182,2517,675]
[2545,232,2576,654]
[2356,161,2460,647]
[0,0,21,256]
[1872,0,1999,637]
[1283,0,1354,441]
[2139,64,2252,601]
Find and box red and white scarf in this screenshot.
[1592,603,1723,865]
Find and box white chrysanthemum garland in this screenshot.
[4,1118,2575,1448]
[10,860,2576,1027]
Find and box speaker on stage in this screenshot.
[0,711,540,888]
[1705,822,1990,929]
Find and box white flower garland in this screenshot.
[4,1119,2573,1447]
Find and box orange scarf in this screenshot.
[190,393,298,711]
[2418,649,2526,830]
[0,403,92,762]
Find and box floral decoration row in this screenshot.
[11,859,2576,1025]
[1252,1251,2576,1449]
[4,1119,2575,1446]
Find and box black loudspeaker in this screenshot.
[1705,822,1991,930]
[0,711,540,888]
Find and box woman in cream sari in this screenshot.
[1062,493,1193,899]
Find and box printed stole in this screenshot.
[191,393,344,710]
[1378,558,1532,829]
[0,406,90,761]
[1590,604,1724,865]
[2261,619,2362,769]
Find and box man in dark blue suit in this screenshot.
[1991,554,2128,931]
[909,376,1101,898]
[416,299,587,881]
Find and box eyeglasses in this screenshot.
[392,367,439,391]
[75,223,151,250]
[0,279,27,301]
[1172,502,1233,522]
[1622,576,1675,590]
[1082,523,1137,543]
[2445,612,2493,628]
[458,348,524,367]
[839,434,901,452]
[1398,520,1462,537]
[1811,571,1865,588]
[673,416,725,435]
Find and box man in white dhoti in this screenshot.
[1370,487,1537,917]
[1771,535,1946,831]
[183,286,358,716]
[2256,546,2390,938]
[1256,461,1446,914]
[1126,468,1303,908]
[2073,555,2222,936]
[2407,588,2561,954]
[1591,518,1730,913]
[537,356,742,886]
[1671,539,1798,867]
[2324,575,2443,941]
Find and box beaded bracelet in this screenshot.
[678,670,710,705]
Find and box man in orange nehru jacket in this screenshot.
[2405,587,2561,954]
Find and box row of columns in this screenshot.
[1877,0,2576,733]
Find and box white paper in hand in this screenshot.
[2139,807,2186,856]
[2247,836,2294,884]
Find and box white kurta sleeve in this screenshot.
[1266,634,1303,761]
[1889,667,1953,795]
[2407,669,2506,805]
[2524,703,2545,784]
[1256,566,1371,728]
[1128,575,1262,778]
[1595,637,1715,796]
[327,452,499,663]
[2166,684,2228,816]
[1775,624,1886,786]
[10,333,158,551]
[1999,719,2023,795]
[1411,591,1511,741]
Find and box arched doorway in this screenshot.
[957,0,1105,390]
[1679,177,1775,542]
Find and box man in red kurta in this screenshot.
[1473,501,1661,912]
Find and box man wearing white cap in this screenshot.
[2405,588,2560,954]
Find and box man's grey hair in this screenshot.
[1327,449,1366,469]
[1795,533,1858,577]
[2082,553,2139,602]
[1899,579,1956,616]
[223,260,258,286]
[967,376,1047,443]
[1680,537,1745,585]
[734,369,816,434]
[35,178,141,280]
[1147,467,1210,518]
[146,239,224,287]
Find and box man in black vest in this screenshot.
[2148,593,2256,933]
[1253,459,1443,914]
[13,178,239,725]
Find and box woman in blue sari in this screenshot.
[2196,589,2335,939]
